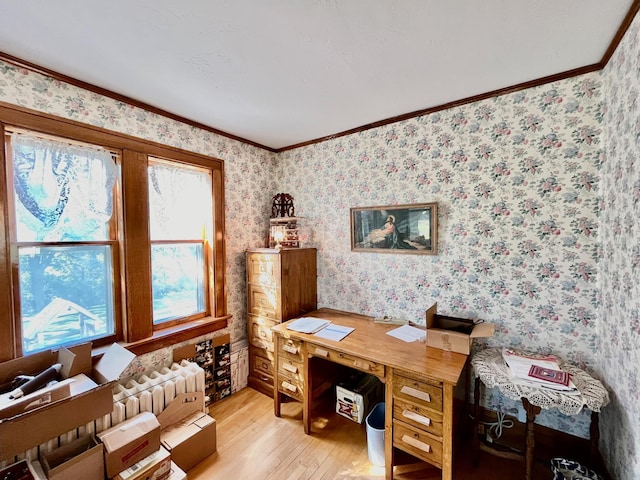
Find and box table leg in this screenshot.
[522,398,541,480]
[472,376,480,467]
[303,353,311,435]
[589,411,600,462]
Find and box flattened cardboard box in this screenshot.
[41,434,103,480]
[0,343,135,461]
[425,303,495,355]
[114,445,171,480]
[97,411,161,478]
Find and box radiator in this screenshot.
[1,360,205,468]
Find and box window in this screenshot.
[148,158,213,325]
[8,133,119,354]
[0,104,227,360]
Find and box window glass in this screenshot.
[148,159,212,324]
[10,134,118,353]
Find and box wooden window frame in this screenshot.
[0,102,228,360]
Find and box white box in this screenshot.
[335,375,382,424]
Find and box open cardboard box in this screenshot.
[0,343,135,461]
[426,303,495,355]
[158,391,217,472]
[40,434,104,480]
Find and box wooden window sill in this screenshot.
[93,315,230,358]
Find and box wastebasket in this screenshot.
[365,402,385,466]
[550,458,604,480]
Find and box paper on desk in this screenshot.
[386,324,426,343]
[313,324,354,342]
[286,317,331,334]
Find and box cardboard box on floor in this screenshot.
[40,434,104,480]
[426,303,495,355]
[158,391,216,472]
[0,343,135,461]
[97,411,161,478]
[113,445,171,480]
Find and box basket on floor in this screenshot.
[551,458,604,480]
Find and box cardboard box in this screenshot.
[0,343,135,461]
[0,460,38,480]
[164,461,187,480]
[425,303,495,355]
[336,374,383,424]
[98,412,161,478]
[41,435,103,480]
[114,446,171,480]
[158,392,216,471]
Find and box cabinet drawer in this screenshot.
[393,421,443,467]
[249,315,276,351]
[251,351,275,379]
[393,397,443,437]
[308,344,384,377]
[277,374,304,402]
[277,358,304,383]
[247,284,280,319]
[393,374,443,412]
[278,337,305,363]
[247,253,279,286]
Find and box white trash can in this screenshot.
[365,402,385,466]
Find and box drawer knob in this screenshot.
[314,348,329,357]
[282,381,297,393]
[402,410,432,427]
[402,434,432,453]
[283,344,299,354]
[283,363,298,373]
[401,385,431,403]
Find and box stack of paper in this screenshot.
[502,348,577,391]
[286,317,331,334]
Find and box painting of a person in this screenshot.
[365,214,414,249]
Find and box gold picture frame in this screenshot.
[350,203,438,255]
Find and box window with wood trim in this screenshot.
[0,105,227,360]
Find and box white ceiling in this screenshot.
[0,1,634,150]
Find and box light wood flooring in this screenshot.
[188,387,554,479]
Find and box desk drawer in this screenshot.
[308,344,384,377]
[278,338,305,363]
[249,315,276,352]
[278,358,304,383]
[393,397,443,437]
[393,421,443,467]
[393,374,443,412]
[277,374,304,402]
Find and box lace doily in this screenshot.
[471,348,609,416]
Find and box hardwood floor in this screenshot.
[189,387,554,479]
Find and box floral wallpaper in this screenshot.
[599,11,640,480]
[279,73,604,437]
[0,18,637,471]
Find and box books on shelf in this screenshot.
[501,348,576,392]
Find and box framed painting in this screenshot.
[350,203,438,255]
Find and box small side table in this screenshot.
[471,348,609,480]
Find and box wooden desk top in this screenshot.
[271,308,468,386]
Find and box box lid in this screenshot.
[98,412,160,453]
[470,322,495,338]
[93,343,136,384]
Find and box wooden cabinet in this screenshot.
[246,248,317,396]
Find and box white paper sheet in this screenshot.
[286,317,331,333]
[313,324,355,342]
[386,324,426,343]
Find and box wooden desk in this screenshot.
[271,308,468,480]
